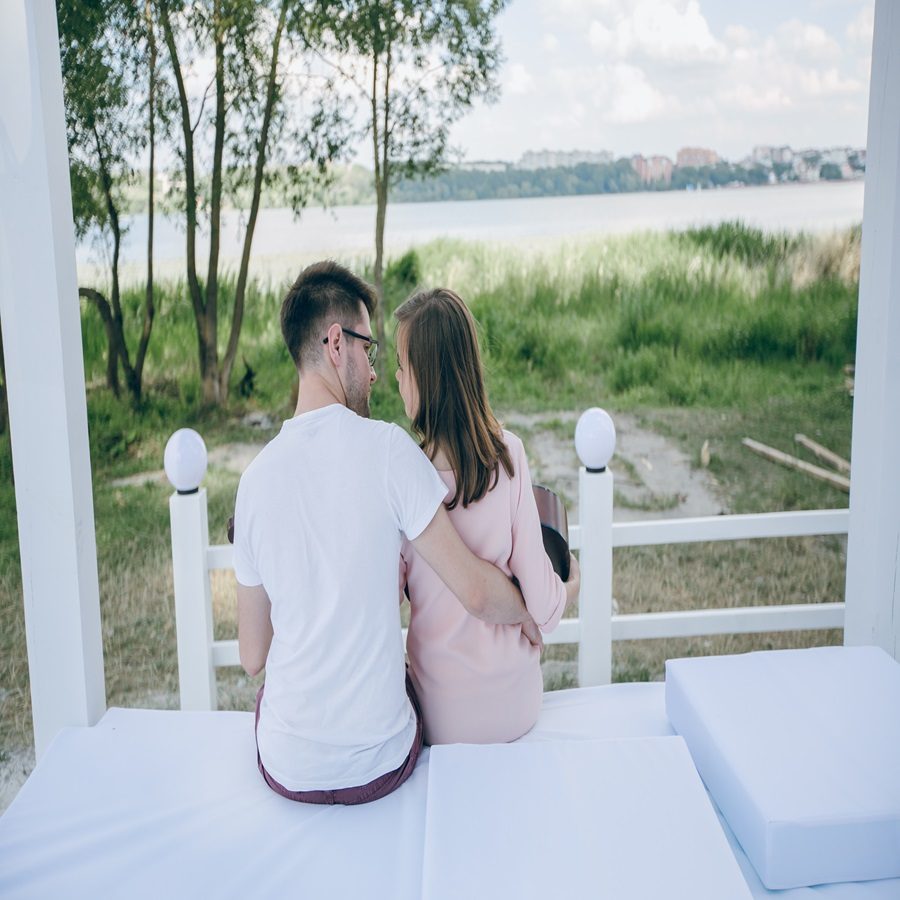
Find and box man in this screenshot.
[234,260,538,805]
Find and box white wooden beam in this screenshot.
[844,0,900,659]
[0,0,106,755]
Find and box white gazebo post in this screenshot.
[844,0,900,660]
[0,0,106,756]
[165,429,218,711]
[574,409,617,686]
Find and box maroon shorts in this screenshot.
[254,674,424,805]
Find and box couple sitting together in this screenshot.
[234,260,580,806]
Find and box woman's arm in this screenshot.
[506,434,577,632]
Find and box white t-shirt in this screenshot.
[233,404,447,791]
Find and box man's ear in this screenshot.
[324,322,343,365]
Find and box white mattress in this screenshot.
[1,683,899,899]
[666,647,900,890]
[423,737,751,899]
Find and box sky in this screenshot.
[447,0,875,164]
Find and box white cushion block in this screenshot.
[0,708,429,900]
[666,646,900,890]
[525,682,675,742]
[421,737,752,900]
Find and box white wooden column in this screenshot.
[0,0,106,755]
[844,0,900,659]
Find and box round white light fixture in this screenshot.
[164,429,208,493]
[575,408,616,471]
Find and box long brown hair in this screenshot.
[395,288,513,510]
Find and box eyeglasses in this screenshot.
[323,327,378,367]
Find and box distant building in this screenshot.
[457,160,509,173]
[752,145,794,166]
[676,147,719,168]
[630,154,672,184]
[518,149,614,170]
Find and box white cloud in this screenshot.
[797,66,862,97]
[723,25,755,47]
[585,0,726,64]
[720,84,793,112]
[776,19,841,62]
[551,62,670,125]
[505,63,535,95]
[451,0,871,162]
[846,6,874,46]
[605,64,668,122]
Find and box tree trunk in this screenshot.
[219,0,288,399]
[132,0,158,406]
[93,123,144,404]
[371,49,387,380]
[197,0,226,406]
[159,2,208,397]
[79,287,124,396]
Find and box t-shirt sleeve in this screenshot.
[506,433,568,632]
[386,427,448,541]
[232,474,262,587]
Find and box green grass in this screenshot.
[0,222,859,774]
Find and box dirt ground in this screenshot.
[500,410,723,523]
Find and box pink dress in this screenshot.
[401,430,568,744]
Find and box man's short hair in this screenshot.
[281,261,377,369]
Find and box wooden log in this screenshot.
[742,438,851,493]
[794,433,851,474]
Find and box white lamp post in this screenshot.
[575,409,616,686]
[165,430,217,710]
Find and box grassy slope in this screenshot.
[0,223,859,750]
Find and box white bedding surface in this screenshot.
[1,683,899,900]
[423,737,751,900]
[666,647,900,890]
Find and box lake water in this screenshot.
[77,180,865,279]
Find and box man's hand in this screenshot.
[520,614,544,651]
[564,552,581,612]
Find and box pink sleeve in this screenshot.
[506,434,568,632]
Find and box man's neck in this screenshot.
[294,370,346,417]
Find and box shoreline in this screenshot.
[77,184,864,288]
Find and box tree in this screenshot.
[0,318,6,435]
[58,0,159,406]
[157,0,351,405]
[324,0,506,375]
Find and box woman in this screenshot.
[395,288,580,745]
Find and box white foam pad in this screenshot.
[666,646,900,890]
[0,708,428,900]
[523,682,675,742]
[421,737,752,900]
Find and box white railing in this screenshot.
[167,418,849,710]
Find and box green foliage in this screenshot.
[388,160,788,204]
[382,250,422,313]
[74,223,860,437]
[679,221,798,266]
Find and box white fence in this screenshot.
[168,423,849,711]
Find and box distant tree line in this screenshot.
[387,159,785,204]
